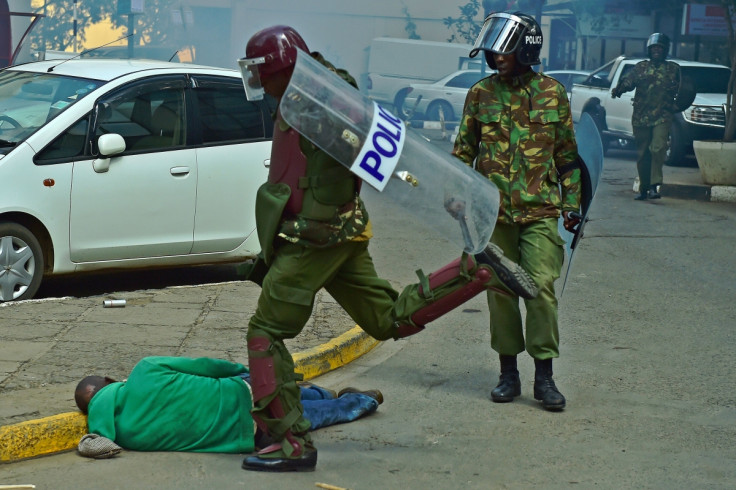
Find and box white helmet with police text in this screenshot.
[469,11,543,70]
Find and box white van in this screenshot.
[365,38,473,109]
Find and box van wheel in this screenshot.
[0,222,44,302]
[426,101,454,122]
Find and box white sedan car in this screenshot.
[542,69,591,95]
[0,59,274,302]
[396,69,493,122]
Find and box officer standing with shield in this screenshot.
[612,33,681,200]
[238,25,537,472]
[453,12,583,411]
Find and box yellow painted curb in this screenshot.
[0,413,87,462]
[294,325,380,380]
[0,325,380,463]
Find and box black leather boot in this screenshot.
[648,184,661,199]
[533,358,566,411]
[491,355,521,402]
[634,190,648,200]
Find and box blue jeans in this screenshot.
[239,374,378,431]
[299,384,379,430]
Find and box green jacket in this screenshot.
[614,59,680,127]
[87,356,255,453]
[453,70,581,224]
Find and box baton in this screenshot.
[457,212,475,253]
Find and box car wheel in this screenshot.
[665,120,691,167]
[0,222,44,302]
[426,101,454,122]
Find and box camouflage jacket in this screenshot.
[452,70,581,225]
[615,59,680,127]
[276,52,372,248]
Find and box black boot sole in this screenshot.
[491,392,520,403]
[533,390,566,411]
[476,243,538,299]
[242,450,317,472]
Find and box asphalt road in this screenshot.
[3,150,736,489]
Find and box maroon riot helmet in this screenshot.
[239,25,309,100]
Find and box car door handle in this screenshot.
[264,158,270,168]
[170,166,190,176]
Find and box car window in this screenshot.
[0,70,102,154]
[681,66,730,94]
[35,116,90,164]
[191,76,267,144]
[550,73,570,90]
[94,77,187,153]
[446,72,484,89]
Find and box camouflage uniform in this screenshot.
[246,55,417,457]
[614,59,680,191]
[452,70,581,360]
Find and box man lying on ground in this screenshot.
[74,356,382,454]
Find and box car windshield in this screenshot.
[681,66,731,94]
[0,70,104,153]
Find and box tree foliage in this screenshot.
[29,0,185,53]
[402,7,421,40]
[443,1,546,44]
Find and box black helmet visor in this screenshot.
[470,13,529,58]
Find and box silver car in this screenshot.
[396,69,493,122]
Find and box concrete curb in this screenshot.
[661,183,736,203]
[0,326,380,463]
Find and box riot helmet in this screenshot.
[238,25,309,100]
[647,33,670,57]
[470,11,543,70]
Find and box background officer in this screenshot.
[612,33,680,200]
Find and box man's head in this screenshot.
[470,11,542,76]
[647,33,670,63]
[238,25,309,100]
[74,375,115,414]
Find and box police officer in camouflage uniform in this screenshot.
[238,25,538,472]
[452,12,582,411]
[612,33,680,200]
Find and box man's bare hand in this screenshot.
[563,211,582,232]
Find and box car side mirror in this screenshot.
[93,133,126,173]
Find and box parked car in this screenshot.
[569,56,730,166]
[0,59,275,302]
[543,70,591,94]
[396,68,493,121]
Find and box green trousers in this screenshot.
[246,240,403,440]
[633,122,669,190]
[486,219,564,360]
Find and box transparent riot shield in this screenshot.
[279,49,499,254]
[557,112,604,295]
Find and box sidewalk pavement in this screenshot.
[0,281,380,463]
[620,152,736,203]
[1,156,732,465]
